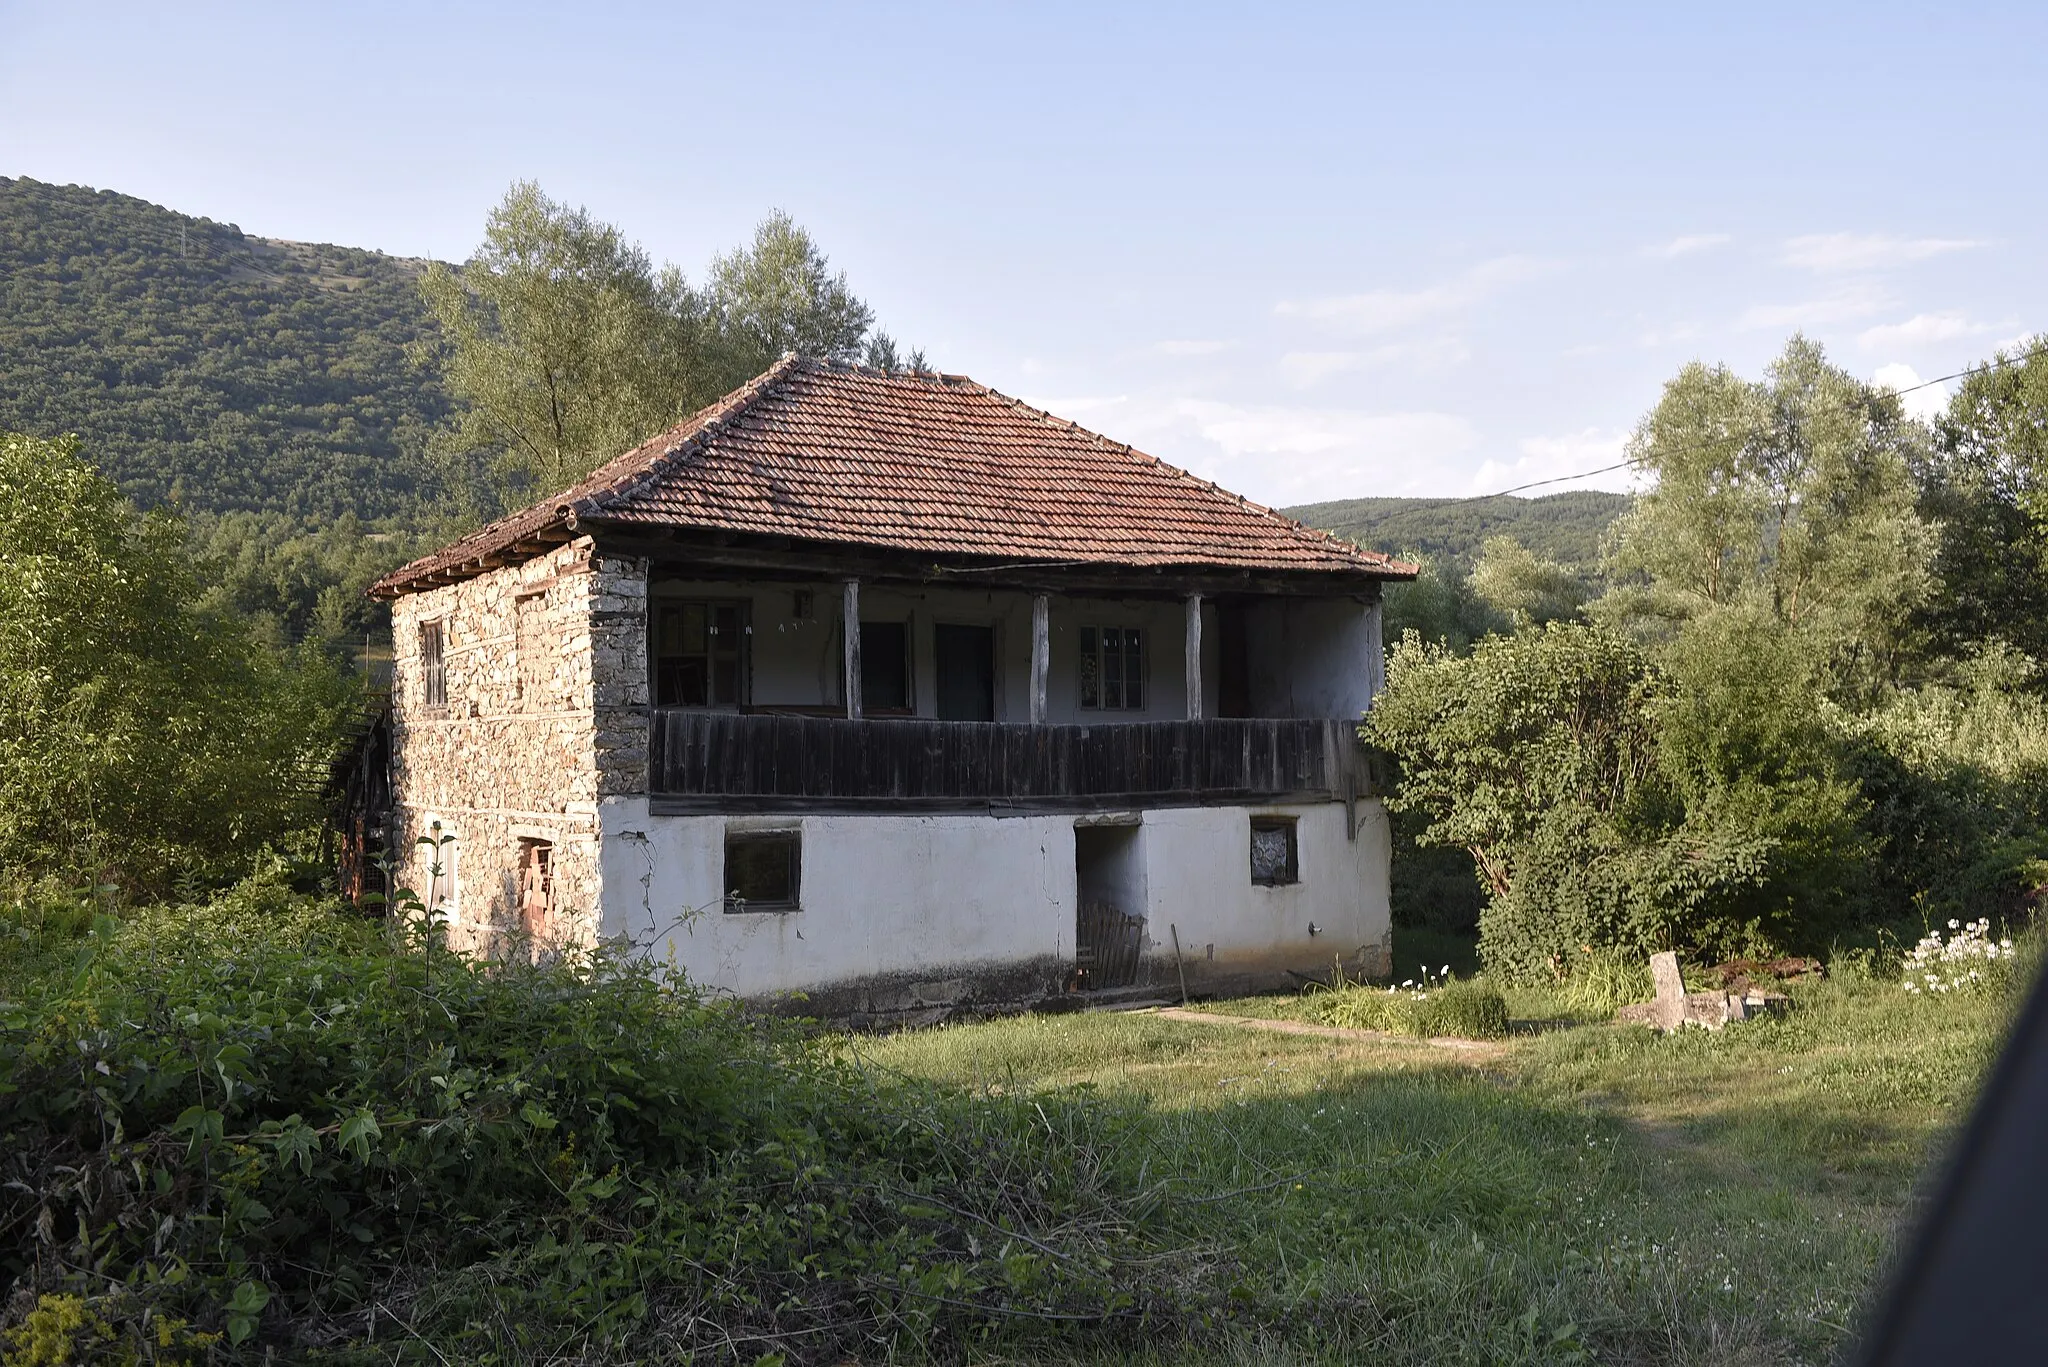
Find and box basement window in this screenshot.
[1249,816,1299,887]
[724,830,800,913]
[420,620,446,709]
[1079,625,1146,710]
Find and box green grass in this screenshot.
[858,970,2017,1365]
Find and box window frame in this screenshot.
[1078,624,1147,712]
[420,619,447,710]
[1248,815,1300,887]
[723,829,802,914]
[652,597,753,710]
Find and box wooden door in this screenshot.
[934,623,995,721]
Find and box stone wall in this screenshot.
[388,539,649,952]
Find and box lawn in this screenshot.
[855,958,2015,1366]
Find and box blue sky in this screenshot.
[4,1,2043,505]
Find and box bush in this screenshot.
[1312,972,1510,1039]
[1370,618,1873,983]
[0,881,1206,1363]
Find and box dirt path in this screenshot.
[1152,1007,1509,1057]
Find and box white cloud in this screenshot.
[1153,339,1230,356]
[1276,338,1472,388]
[1642,233,1731,260]
[1273,255,1560,337]
[1637,323,1704,348]
[1737,283,1892,330]
[1467,428,1636,498]
[1870,363,1950,421]
[1779,233,1979,272]
[1027,392,1477,504]
[1855,312,1996,350]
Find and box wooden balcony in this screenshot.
[647,710,1371,814]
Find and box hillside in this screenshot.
[1282,490,1631,568]
[0,176,453,524]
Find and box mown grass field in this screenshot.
[857,950,2016,1366]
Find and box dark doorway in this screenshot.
[1217,602,1251,718]
[860,620,910,713]
[934,623,995,721]
[1074,824,1145,991]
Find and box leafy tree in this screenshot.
[1600,336,1933,681]
[1467,535,1589,630]
[1381,552,1506,652]
[1916,336,2048,666]
[417,182,718,498]
[706,209,883,379]
[0,432,356,893]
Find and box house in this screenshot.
[369,355,1416,1019]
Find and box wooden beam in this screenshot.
[842,579,862,720]
[1030,594,1050,725]
[1185,593,1204,721]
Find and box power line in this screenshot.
[1471,337,2048,501]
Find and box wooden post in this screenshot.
[1184,593,1204,721]
[1030,594,1050,725]
[842,579,862,719]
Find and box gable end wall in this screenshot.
[387,539,649,949]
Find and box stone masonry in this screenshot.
[388,538,649,953]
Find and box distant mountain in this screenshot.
[0,175,453,524]
[1282,490,1631,569]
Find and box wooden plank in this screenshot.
[1185,595,1203,721]
[1030,595,1050,726]
[842,580,862,720]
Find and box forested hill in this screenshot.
[0,176,453,524]
[1282,490,1631,567]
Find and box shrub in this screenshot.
[1312,971,1510,1039]
[0,881,1206,1362]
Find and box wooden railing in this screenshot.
[648,710,1369,813]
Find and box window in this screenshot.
[1079,626,1146,710]
[655,600,749,708]
[724,830,800,912]
[420,620,446,709]
[860,620,910,712]
[518,838,554,938]
[1249,816,1298,886]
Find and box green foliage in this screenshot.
[1381,552,1507,653]
[0,176,455,525]
[417,182,721,497]
[1599,336,1933,683]
[1312,973,1510,1038]
[186,512,431,662]
[1284,490,1629,570]
[0,886,1203,1362]
[0,432,357,893]
[707,208,901,378]
[1467,534,1591,630]
[1916,335,2048,665]
[1369,620,1869,982]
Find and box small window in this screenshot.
[518,838,554,938]
[860,620,910,712]
[1079,625,1146,710]
[656,600,750,708]
[724,830,800,912]
[420,620,446,709]
[1249,816,1298,886]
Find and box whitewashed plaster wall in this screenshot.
[594,795,1392,1007]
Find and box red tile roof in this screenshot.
[372,355,1415,597]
